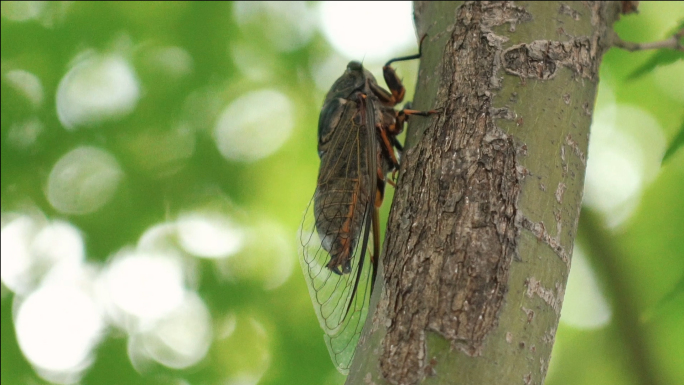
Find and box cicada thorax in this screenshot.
[314,92,374,275]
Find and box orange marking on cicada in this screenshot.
[326,175,361,275]
[374,186,383,209]
[381,65,406,105]
[376,125,400,169]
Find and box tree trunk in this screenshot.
[346,2,622,384]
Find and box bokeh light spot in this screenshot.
[219,220,294,290]
[230,42,276,82]
[233,2,317,52]
[1,215,43,295]
[47,146,124,215]
[7,116,44,149]
[15,283,105,381]
[1,215,84,297]
[216,315,271,385]
[102,250,185,323]
[319,2,415,62]
[118,124,196,177]
[213,89,294,162]
[177,213,244,259]
[584,105,665,227]
[560,247,612,329]
[5,69,44,107]
[32,220,85,267]
[140,292,213,369]
[141,45,194,80]
[56,54,140,129]
[137,222,180,253]
[311,53,350,93]
[1,1,44,22]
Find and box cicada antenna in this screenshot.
[384,34,428,67]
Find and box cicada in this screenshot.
[299,43,435,374]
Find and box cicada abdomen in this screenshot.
[315,95,374,275]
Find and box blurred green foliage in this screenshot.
[1,2,683,385]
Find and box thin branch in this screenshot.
[612,29,684,52]
[578,209,665,385]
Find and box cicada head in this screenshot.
[318,61,381,158]
[347,61,378,88]
[323,61,375,103]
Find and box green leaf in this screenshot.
[662,118,684,164]
[627,19,684,80]
[643,273,684,321]
[627,50,684,79]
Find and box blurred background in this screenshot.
[1,2,682,385]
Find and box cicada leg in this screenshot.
[377,124,400,169]
[381,65,407,105]
[368,64,409,107]
[393,106,440,133]
[380,34,429,106]
[374,35,439,191]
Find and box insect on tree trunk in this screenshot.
[345,2,622,384]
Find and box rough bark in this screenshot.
[346,2,622,385]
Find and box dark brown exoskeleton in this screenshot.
[299,41,436,374]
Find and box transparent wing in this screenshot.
[298,197,374,374]
[298,99,376,374]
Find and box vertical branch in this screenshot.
[346,2,622,384]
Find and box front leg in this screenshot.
[381,65,406,105]
[381,34,429,105]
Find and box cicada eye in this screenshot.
[318,98,347,146]
[347,61,363,72]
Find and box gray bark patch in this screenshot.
[379,3,524,384]
[502,39,596,80]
